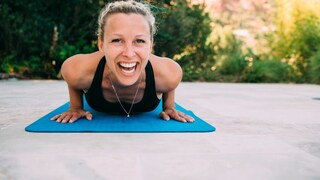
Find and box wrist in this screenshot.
[69,106,83,111]
[163,106,176,111]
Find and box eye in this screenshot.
[111,39,122,43]
[136,39,145,44]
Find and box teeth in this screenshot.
[121,68,135,74]
[119,62,137,74]
[119,62,137,68]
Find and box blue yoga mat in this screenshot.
[25,99,215,133]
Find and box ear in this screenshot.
[98,37,104,52]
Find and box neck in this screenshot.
[106,71,145,89]
[109,72,144,117]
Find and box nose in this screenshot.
[122,43,135,58]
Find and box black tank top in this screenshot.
[84,56,160,115]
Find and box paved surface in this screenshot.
[1,80,320,180]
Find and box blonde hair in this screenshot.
[97,0,156,41]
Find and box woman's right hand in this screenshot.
[50,109,92,123]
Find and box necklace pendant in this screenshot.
[127,114,130,118]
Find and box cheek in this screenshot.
[105,48,118,67]
[105,46,121,59]
[106,60,118,72]
[137,45,152,56]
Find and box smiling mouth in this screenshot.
[118,62,137,74]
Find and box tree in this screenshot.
[0,0,102,78]
[1,0,214,80]
[153,0,215,81]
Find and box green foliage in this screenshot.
[20,56,56,79]
[0,0,101,78]
[53,40,97,73]
[213,33,249,82]
[154,0,215,81]
[308,49,320,84]
[270,0,320,82]
[208,22,292,83]
[244,59,291,83]
[1,52,18,74]
[179,42,216,81]
[1,0,319,84]
[155,0,212,57]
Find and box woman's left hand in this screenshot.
[160,107,195,123]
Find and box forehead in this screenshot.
[105,13,150,34]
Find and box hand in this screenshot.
[160,107,194,123]
[50,109,92,123]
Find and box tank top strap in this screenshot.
[144,61,156,98]
[89,56,106,93]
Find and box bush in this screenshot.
[244,59,291,83]
[0,0,101,78]
[154,0,215,81]
[1,52,18,74]
[270,0,320,82]
[179,42,216,81]
[308,49,320,84]
[211,30,250,82]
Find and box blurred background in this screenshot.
[1,0,320,84]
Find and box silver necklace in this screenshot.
[109,76,142,117]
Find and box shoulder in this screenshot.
[61,51,104,89]
[150,54,183,92]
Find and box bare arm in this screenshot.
[68,85,84,111]
[151,55,194,123]
[160,87,194,123]
[50,54,93,123]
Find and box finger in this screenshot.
[174,112,188,123]
[167,111,186,123]
[61,114,72,123]
[185,115,195,122]
[50,114,61,121]
[181,113,195,123]
[176,116,187,123]
[69,115,80,123]
[85,111,93,120]
[56,114,65,123]
[160,111,170,121]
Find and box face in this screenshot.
[98,13,153,86]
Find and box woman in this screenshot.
[51,0,194,123]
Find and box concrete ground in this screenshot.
[1,80,320,180]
